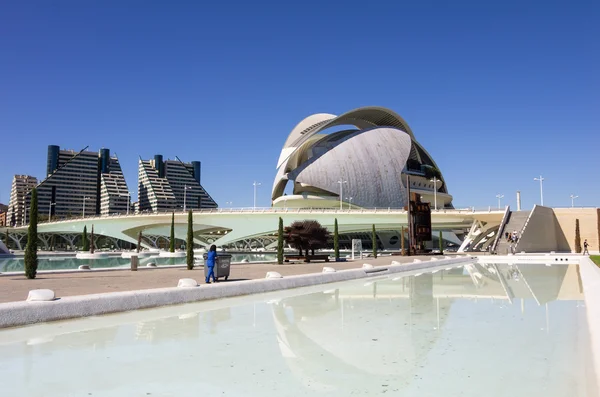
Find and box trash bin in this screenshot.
[202,253,232,281]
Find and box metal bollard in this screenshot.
[131,256,138,271]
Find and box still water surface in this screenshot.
[0,263,594,396]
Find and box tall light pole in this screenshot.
[337,180,347,210]
[570,194,579,208]
[253,181,261,209]
[183,185,192,212]
[533,175,545,206]
[495,194,504,209]
[82,196,91,218]
[48,202,55,221]
[226,201,233,208]
[430,177,439,211]
[347,197,353,209]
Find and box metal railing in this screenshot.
[14,206,507,228]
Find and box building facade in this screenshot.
[6,175,38,226]
[0,203,7,227]
[272,106,453,210]
[138,155,217,213]
[26,146,130,222]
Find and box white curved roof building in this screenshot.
[272,106,453,209]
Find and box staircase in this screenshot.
[495,211,531,255]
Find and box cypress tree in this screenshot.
[90,225,95,254]
[439,230,444,254]
[372,224,377,259]
[575,219,582,253]
[169,212,175,253]
[82,226,89,251]
[401,226,405,255]
[277,217,284,265]
[186,210,194,270]
[334,218,340,261]
[24,188,38,279]
[137,230,142,253]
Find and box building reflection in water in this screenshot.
[270,263,590,395]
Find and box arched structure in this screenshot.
[272,106,453,210]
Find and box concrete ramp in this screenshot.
[516,206,561,253]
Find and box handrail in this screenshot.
[11,206,507,229]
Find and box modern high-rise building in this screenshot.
[6,175,38,226]
[0,203,8,227]
[138,155,217,213]
[26,145,130,221]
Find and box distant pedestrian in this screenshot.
[206,244,217,284]
[583,240,590,255]
[505,232,509,241]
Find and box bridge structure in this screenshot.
[0,207,505,252]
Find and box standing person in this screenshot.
[583,239,590,255]
[206,244,217,284]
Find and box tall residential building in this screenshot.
[26,145,130,221]
[0,203,8,227]
[6,175,38,226]
[138,154,217,213]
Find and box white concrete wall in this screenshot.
[517,206,560,253]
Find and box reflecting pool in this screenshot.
[0,253,277,272]
[0,263,594,396]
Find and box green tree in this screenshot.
[401,226,405,255]
[575,219,582,253]
[24,188,38,279]
[372,224,378,259]
[277,217,284,264]
[90,225,95,254]
[169,213,175,253]
[186,210,194,270]
[333,218,340,261]
[137,230,142,253]
[439,230,444,254]
[82,226,89,251]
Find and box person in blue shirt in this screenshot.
[206,244,217,284]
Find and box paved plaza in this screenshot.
[0,254,439,304]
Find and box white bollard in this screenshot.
[27,289,55,302]
[322,267,336,273]
[177,278,198,287]
[362,263,374,269]
[266,271,283,279]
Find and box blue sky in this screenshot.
[0,0,598,210]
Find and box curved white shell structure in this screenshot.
[272,106,452,209]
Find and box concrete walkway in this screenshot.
[0,254,441,304]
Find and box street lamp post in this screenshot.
[82,196,91,218]
[570,194,579,208]
[253,181,261,209]
[183,185,192,212]
[430,177,439,211]
[226,201,233,208]
[495,194,504,209]
[337,180,347,210]
[533,175,545,206]
[48,202,55,221]
[346,197,353,209]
